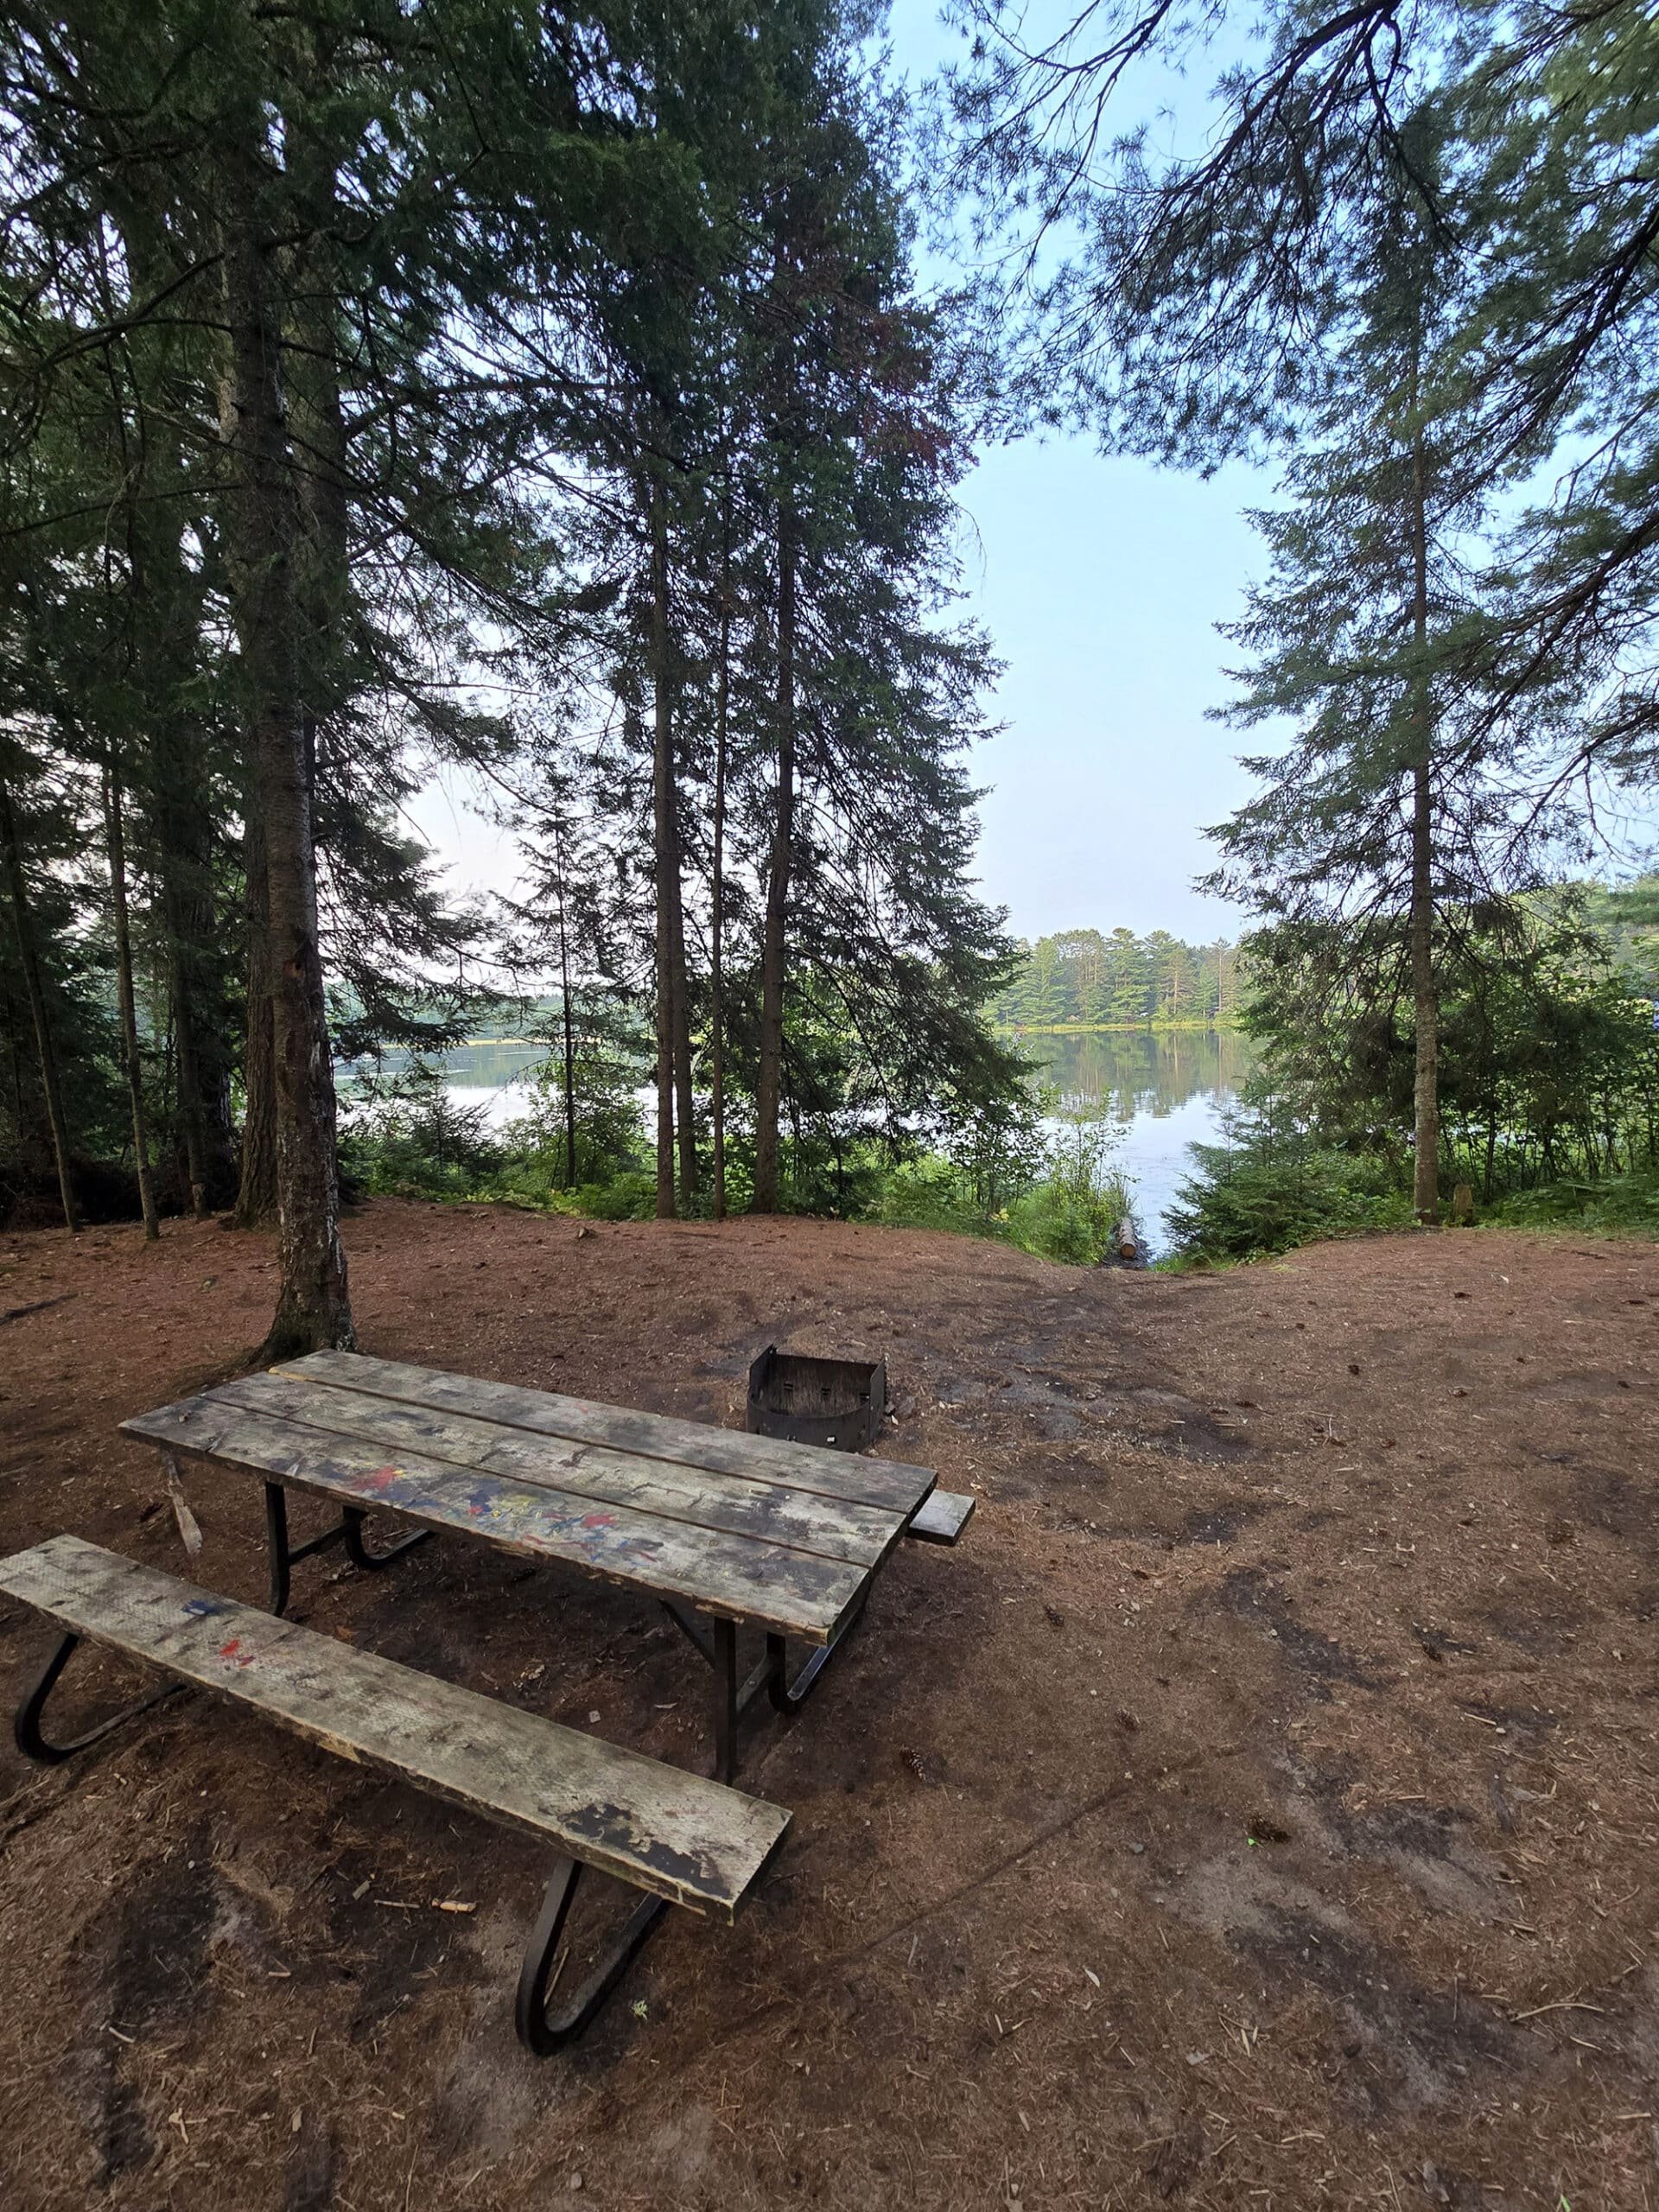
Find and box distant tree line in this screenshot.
[992,930,1239,1030]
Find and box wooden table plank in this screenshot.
[284,1351,936,1517]
[122,1397,868,1643]
[907,1490,976,1545]
[207,1372,903,1571]
[0,1535,789,1918]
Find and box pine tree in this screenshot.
[1205,121,1541,1221]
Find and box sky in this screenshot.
[882,0,1272,944]
[935,437,1266,944]
[411,1,1272,947]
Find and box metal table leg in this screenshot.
[766,1586,871,1714]
[659,1600,774,1781]
[13,1631,183,1764]
[264,1481,433,1616]
[514,1856,669,2055]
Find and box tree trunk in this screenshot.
[552,810,578,1189]
[104,764,160,1239]
[140,512,236,1217]
[218,155,353,1356]
[709,525,731,1222]
[115,207,234,1217]
[233,804,280,1225]
[165,897,211,1216]
[752,505,796,1214]
[0,776,79,1233]
[649,474,677,1219]
[669,819,697,1209]
[1408,418,1439,1226]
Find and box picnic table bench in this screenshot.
[0,1535,788,2052]
[4,1351,972,2054]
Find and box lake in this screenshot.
[348,1026,1249,1258]
[1017,1027,1253,1256]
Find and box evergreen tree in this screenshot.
[1203,120,1544,1221]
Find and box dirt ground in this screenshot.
[1,1202,1656,2212]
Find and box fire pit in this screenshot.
[745,1345,887,1452]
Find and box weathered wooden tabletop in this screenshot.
[122,1351,937,1644]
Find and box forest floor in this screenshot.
[1,1203,1656,2212]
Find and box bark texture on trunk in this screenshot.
[0,775,79,1232]
[1408,421,1439,1226]
[233,800,279,1227]
[709,539,730,1222]
[669,829,697,1208]
[552,812,578,1190]
[751,505,796,1215]
[113,209,235,1217]
[649,474,677,1219]
[104,765,160,1239]
[163,860,212,1218]
[219,156,353,1354]
[1409,754,1439,1223]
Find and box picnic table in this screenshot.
[118,1350,947,1782]
[4,1348,973,2054]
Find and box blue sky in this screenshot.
[883,0,1269,941]
[942,433,1266,943]
[413,1,1273,945]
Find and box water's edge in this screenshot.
[341,1028,1249,1259]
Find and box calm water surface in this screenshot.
[1019,1028,1253,1256]
[347,1027,1249,1258]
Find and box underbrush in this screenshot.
[338,1080,652,1219]
[1165,1109,1659,1265]
[1484,1172,1659,1235]
[340,1082,1137,1266]
[868,1113,1134,1266]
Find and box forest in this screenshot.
[0,2,1032,1355]
[991,928,1239,1030]
[3,0,1659,1353]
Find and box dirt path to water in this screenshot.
[1,1202,1656,2209]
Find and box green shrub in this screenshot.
[865,1109,1131,1266]
[339,1089,504,1200]
[1002,1113,1131,1264]
[867,1156,998,1236]
[1488,1173,1659,1234]
[1166,1128,1411,1263]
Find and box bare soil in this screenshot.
[1,1203,1656,2211]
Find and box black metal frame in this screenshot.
[745,1344,888,1452]
[660,1592,870,1782]
[514,1857,669,2055]
[13,1631,184,1764]
[263,1480,433,1616]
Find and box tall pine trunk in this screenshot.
[145,537,236,1217]
[752,504,796,1214]
[670,827,697,1208]
[218,152,353,1356]
[552,809,578,1189]
[118,214,232,1218]
[649,474,677,1219]
[103,763,160,1239]
[1408,418,1440,1225]
[0,775,78,1233]
[163,862,212,1217]
[641,368,701,1205]
[233,803,279,1227]
[709,526,731,1221]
